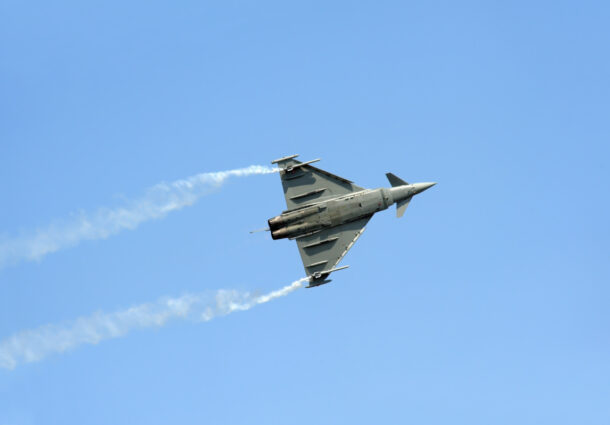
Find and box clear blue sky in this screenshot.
[1,1,609,424]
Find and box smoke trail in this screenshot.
[0,165,276,269]
[0,278,307,370]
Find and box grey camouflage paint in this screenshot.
[267,155,435,287]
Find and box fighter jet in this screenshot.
[265,154,435,288]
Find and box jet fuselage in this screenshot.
[268,183,434,240]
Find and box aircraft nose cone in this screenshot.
[412,182,436,195]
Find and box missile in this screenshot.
[284,159,320,173]
[271,154,299,164]
[311,265,349,280]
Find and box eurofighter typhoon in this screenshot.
[264,155,435,288]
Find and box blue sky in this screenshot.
[1,1,609,424]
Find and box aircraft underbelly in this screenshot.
[325,192,380,227]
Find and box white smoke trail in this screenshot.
[0,278,307,370]
[0,165,277,268]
